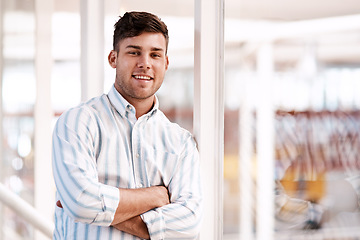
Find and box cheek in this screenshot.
[155,63,168,75]
[116,62,131,75]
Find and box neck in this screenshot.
[130,96,155,119]
[114,85,156,119]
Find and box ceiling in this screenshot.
[105,0,360,65]
[6,0,360,66]
[54,0,360,21]
[224,0,360,21]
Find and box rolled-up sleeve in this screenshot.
[52,107,120,226]
[141,138,203,239]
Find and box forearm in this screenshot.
[111,186,169,225]
[113,216,150,239]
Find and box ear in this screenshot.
[165,56,169,71]
[108,50,117,68]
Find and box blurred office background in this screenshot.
[1,0,360,239]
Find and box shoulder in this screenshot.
[56,94,108,129]
[155,110,197,146]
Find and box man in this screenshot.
[52,11,202,239]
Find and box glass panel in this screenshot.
[223,3,360,239]
[52,0,81,114]
[2,1,36,239]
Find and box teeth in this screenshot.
[134,75,151,80]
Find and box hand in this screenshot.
[150,185,170,207]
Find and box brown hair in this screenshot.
[113,11,169,53]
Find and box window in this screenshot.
[223,3,360,239]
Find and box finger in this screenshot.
[56,200,63,208]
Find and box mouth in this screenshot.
[132,75,153,81]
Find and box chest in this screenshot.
[94,115,181,189]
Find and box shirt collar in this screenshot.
[107,85,159,119]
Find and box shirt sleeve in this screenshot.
[52,107,120,226]
[141,136,203,239]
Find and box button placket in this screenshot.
[132,121,144,189]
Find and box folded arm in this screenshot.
[55,185,170,239]
[141,138,203,239]
[110,186,170,239]
[111,186,169,225]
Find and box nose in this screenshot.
[137,55,151,69]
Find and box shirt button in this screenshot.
[137,184,143,188]
[136,153,140,158]
[127,105,132,110]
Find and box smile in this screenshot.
[133,75,152,80]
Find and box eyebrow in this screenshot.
[126,45,165,52]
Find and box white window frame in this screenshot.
[80,0,104,101]
[0,0,4,239]
[194,0,225,239]
[34,0,55,239]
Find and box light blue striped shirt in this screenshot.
[52,85,202,239]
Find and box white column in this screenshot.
[0,1,4,239]
[255,43,275,240]
[34,0,55,239]
[194,0,224,239]
[80,0,104,101]
[239,81,255,240]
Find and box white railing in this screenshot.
[0,182,54,238]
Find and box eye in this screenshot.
[128,51,140,56]
[151,53,161,58]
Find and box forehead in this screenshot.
[119,32,167,51]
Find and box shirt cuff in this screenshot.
[92,184,120,226]
[141,209,165,240]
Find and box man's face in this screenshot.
[109,32,169,104]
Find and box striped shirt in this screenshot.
[52,85,202,240]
